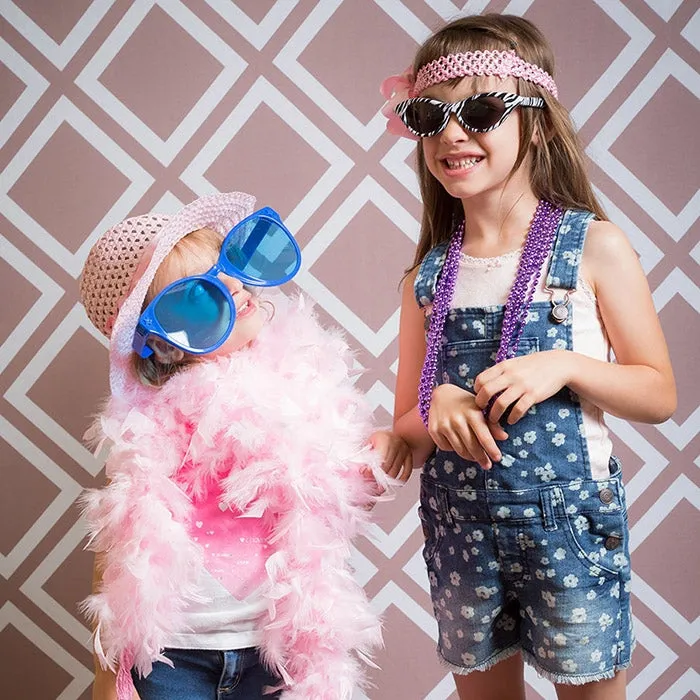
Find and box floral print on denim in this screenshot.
[415,210,634,683]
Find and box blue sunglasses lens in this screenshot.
[223,217,298,283]
[153,278,232,351]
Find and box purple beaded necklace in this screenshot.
[418,199,563,427]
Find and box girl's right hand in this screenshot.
[428,383,509,469]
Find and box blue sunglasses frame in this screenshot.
[133,207,301,358]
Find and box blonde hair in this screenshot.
[411,14,606,269]
[131,227,222,387]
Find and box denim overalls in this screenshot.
[414,209,633,684]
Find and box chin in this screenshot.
[214,310,265,356]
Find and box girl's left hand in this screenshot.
[369,430,413,482]
[473,350,572,425]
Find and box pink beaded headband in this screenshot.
[380,49,557,139]
[414,49,558,98]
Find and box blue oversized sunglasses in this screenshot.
[133,207,301,358]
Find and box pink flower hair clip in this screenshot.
[380,67,419,141]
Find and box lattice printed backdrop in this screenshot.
[0,0,698,698]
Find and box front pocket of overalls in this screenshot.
[442,337,540,390]
[560,491,630,579]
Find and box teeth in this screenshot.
[445,157,481,169]
[239,300,249,312]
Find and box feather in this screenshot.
[82,294,386,699]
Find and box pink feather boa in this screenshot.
[81,295,386,699]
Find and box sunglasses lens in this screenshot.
[459,96,507,131]
[154,278,232,351]
[403,100,446,136]
[223,217,299,284]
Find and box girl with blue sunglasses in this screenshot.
[79,192,412,700]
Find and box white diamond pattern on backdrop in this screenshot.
[20,519,92,650]
[75,0,247,166]
[295,176,419,357]
[0,0,115,69]
[643,0,685,23]
[659,669,700,699]
[0,417,82,579]
[0,96,154,278]
[681,8,700,50]
[0,37,49,149]
[426,1,492,19]
[5,305,108,476]
[605,416,669,505]
[652,269,700,449]
[1,2,698,698]
[593,188,664,274]
[630,474,700,645]
[203,0,300,50]
[0,603,93,699]
[0,236,64,375]
[381,137,422,200]
[365,502,421,559]
[569,0,654,127]
[273,0,430,150]
[626,617,679,699]
[180,76,353,234]
[587,49,700,241]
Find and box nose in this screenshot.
[439,114,470,144]
[220,274,244,294]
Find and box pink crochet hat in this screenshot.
[80,214,170,338]
[79,192,256,397]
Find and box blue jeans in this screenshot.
[131,647,282,699]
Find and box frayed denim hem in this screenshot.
[437,643,521,676]
[436,642,634,685]
[520,647,633,686]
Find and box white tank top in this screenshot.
[451,249,613,480]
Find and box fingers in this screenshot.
[394,449,413,482]
[429,420,471,461]
[372,433,414,483]
[384,446,411,482]
[469,420,502,467]
[502,397,532,424]
[430,417,501,470]
[484,387,519,423]
[488,421,510,442]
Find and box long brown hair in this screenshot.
[411,14,606,269]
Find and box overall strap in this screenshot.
[545,209,595,291]
[414,242,448,309]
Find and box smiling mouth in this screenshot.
[237,298,252,314]
[444,156,483,171]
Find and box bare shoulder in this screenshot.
[399,265,420,305]
[582,220,641,291]
[584,220,636,261]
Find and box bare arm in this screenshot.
[473,221,676,425]
[393,269,435,466]
[570,220,676,422]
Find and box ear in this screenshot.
[149,338,185,364]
